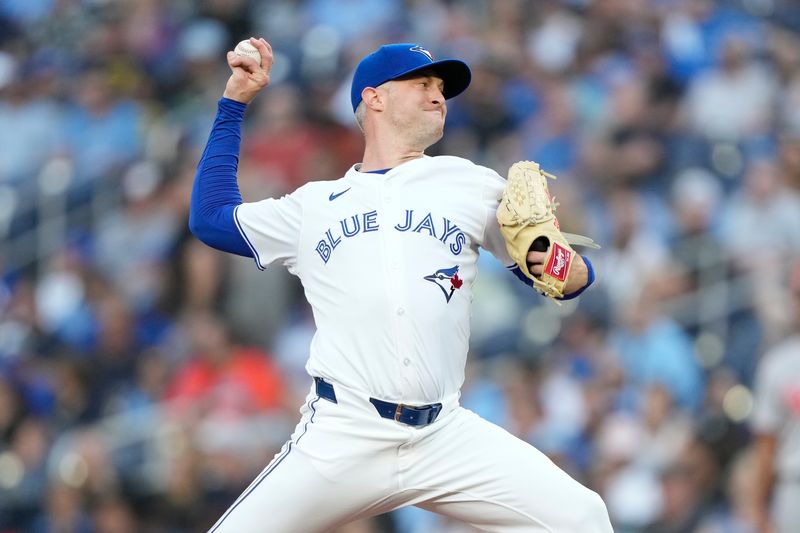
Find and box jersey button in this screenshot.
[396,307,405,316]
[403,358,411,366]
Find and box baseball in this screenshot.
[234,39,261,66]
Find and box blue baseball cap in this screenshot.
[350,43,471,112]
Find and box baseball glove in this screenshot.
[497,161,599,300]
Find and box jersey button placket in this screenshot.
[382,181,414,381]
[380,181,407,379]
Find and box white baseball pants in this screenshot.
[209,379,612,532]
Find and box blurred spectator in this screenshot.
[610,276,704,412]
[648,459,706,533]
[50,358,100,429]
[91,495,138,533]
[520,77,577,175]
[0,414,50,528]
[164,312,286,418]
[696,366,752,478]
[271,299,318,404]
[0,59,63,187]
[243,85,327,193]
[640,383,694,473]
[683,35,777,142]
[667,167,727,316]
[94,161,180,312]
[0,276,38,362]
[304,0,403,45]
[89,288,148,415]
[695,448,760,533]
[720,158,800,264]
[751,262,800,533]
[62,66,144,185]
[597,412,664,530]
[720,158,800,344]
[30,482,91,533]
[34,246,98,352]
[593,187,670,308]
[777,132,800,192]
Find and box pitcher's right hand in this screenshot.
[223,37,273,104]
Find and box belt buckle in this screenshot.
[430,404,441,424]
[394,403,404,422]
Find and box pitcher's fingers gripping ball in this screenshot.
[497,161,599,300]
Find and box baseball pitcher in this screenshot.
[190,37,612,532]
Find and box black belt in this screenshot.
[314,377,442,427]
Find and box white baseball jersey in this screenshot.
[234,155,513,405]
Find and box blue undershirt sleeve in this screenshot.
[559,255,595,300]
[188,97,253,257]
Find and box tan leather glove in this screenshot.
[497,161,599,299]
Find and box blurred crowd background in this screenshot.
[2,0,800,532]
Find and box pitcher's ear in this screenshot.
[362,87,385,111]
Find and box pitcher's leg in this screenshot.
[209,442,332,533]
[405,408,612,532]
[209,388,397,533]
[210,436,402,533]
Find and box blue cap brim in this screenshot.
[389,58,472,101]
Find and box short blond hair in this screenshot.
[354,101,366,133]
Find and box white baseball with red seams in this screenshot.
[208,154,613,532]
[234,39,261,66]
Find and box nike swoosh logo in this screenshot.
[328,188,351,201]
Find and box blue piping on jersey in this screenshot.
[208,442,294,532]
[233,205,265,271]
[295,396,320,445]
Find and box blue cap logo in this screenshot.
[350,43,471,112]
[409,45,433,61]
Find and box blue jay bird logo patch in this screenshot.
[424,266,463,303]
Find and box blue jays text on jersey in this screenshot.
[315,209,466,264]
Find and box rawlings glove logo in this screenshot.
[545,243,571,281]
